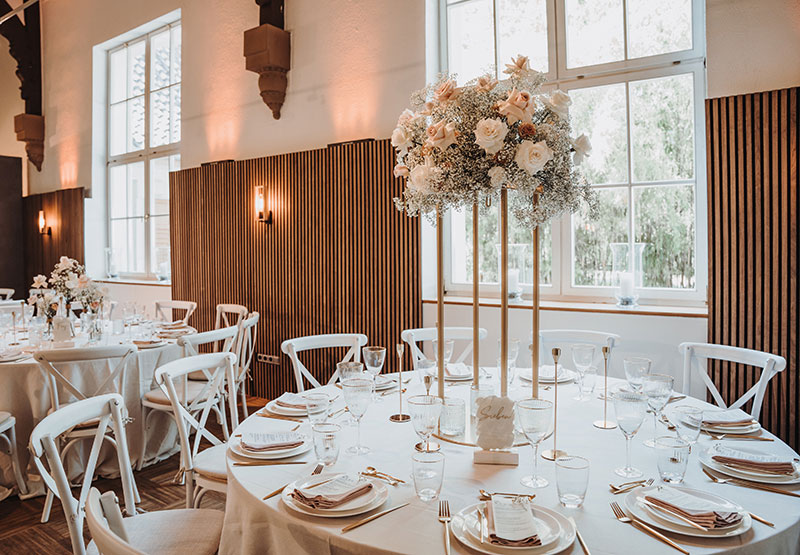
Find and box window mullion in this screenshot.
[624,81,634,281]
[144,32,152,276]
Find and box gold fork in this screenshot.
[702,468,800,499]
[609,502,688,554]
[704,431,773,441]
[611,478,653,494]
[438,500,452,555]
[262,463,323,500]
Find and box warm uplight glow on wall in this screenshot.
[255,185,272,224]
[38,210,51,235]
[59,159,77,189]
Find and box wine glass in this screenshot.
[418,359,436,394]
[623,357,652,392]
[496,339,520,386]
[408,395,442,452]
[337,362,363,426]
[641,374,674,448]
[432,339,454,364]
[516,398,553,488]
[571,344,595,401]
[341,377,372,455]
[612,391,648,478]
[668,405,704,446]
[362,346,386,401]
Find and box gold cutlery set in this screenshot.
[609,478,653,494]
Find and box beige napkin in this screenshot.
[711,455,795,475]
[290,481,372,509]
[157,328,192,339]
[702,409,756,427]
[645,491,742,529]
[486,500,542,547]
[274,392,308,410]
[240,432,303,452]
[159,320,187,329]
[133,339,161,347]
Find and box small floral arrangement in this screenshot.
[48,256,89,304]
[28,256,107,316]
[27,289,59,320]
[77,281,108,314]
[392,55,595,227]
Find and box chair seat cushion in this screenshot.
[87,508,224,555]
[193,443,229,481]
[143,381,212,406]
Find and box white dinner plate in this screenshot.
[229,435,311,460]
[445,373,473,382]
[625,485,751,538]
[451,502,575,555]
[280,475,388,518]
[463,501,561,550]
[518,368,573,385]
[265,399,309,416]
[374,375,397,390]
[699,445,800,484]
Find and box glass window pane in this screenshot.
[150,88,170,147]
[127,161,145,218]
[111,217,145,274]
[127,97,144,152]
[452,204,500,284]
[510,214,551,286]
[108,165,127,219]
[127,40,145,97]
[169,154,181,171]
[109,102,126,156]
[150,156,171,216]
[496,0,548,74]
[150,29,171,91]
[569,83,628,184]
[630,73,695,182]
[627,0,692,59]
[572,187,628,286]
[171,24,182,84]
[109,48,127,104]
[565,0,624,68]
[151,215,171,279]
[634,184,695,289]
[447,0,495,83]
[170,84,181,144]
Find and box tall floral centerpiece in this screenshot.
[392,55,594,399]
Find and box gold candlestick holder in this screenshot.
[542,347,567,461]
[593,345,617,429]
[389,343,410,422]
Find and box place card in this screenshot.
[475,395,515,450]
[241,431,303,451]
[491,495,538,541]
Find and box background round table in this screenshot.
[220,374,800,555]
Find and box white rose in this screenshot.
[397,109,415,127]
[571,134,592,166]
[474,118,508,155]
[425,119,458,151]
[543,90,571,119]
[391,126,412,153]
[393,163,410,178]
[515,140,553,174]
[408,157,438,193]
[488,167,506,188]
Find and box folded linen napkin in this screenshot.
[274,392,309,410]
[486,498,542,547]
[157,328,192,339]
[445,362,471,378]
[711,455,795,475]
[133,339,162,347]
[290,475,373,509]
[159,320,187,329]
[645,487,742,529]
[240,432,304,452]
[702,409,756,427]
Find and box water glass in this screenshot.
[556,456,590,508]
[571,344,595,400]
[412,451,444,502]
[612,391,648,478]
[642,373,674,448]
[312,423,340,466]
[655,436,690,483]
[337,361,364,382]
[418,359,437,392]
[496,339,520,386]
[470,382,495,418]
[578,366,597,400]
[623,357,652,392]
[408,395,443,451]
[341,377,372,455]
[439,397,466,436]
[669,406,703,445]
[432,339,454,363]
[305,392,330,425]
[516,398,553,488]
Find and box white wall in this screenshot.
[97,281,172,315]
[706,0,800,98]
[0,37,26,193]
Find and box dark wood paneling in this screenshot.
[0,156,25,296]
[169,139,421,399]
[707,87,799,450]
[22,188,85,281]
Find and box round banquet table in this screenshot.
[0,333,183,499]
[220,374,800,555]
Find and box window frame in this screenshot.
[438,0,707,306]
[105,21,181,280]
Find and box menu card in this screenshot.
[241,431,303,452]
[487,496,541,546]
[291,474,373,509]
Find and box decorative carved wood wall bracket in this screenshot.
[14,113,43,171]
[244,23,290,120]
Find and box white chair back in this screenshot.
[401,327,488,370]
[178,325,239,358]
[281,333,368,392]
[34,345,138,412]
[29,394,137,555]
[679,342,787,420]
[215,303,248,330]
[0,301,24,317]
[228,312,259,429]
[0,288,14,299]
[538,329,621,369]
[155,300,197,324]
[86,489,141,555]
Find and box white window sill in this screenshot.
[96,278,172,287]
[423,296,708,318]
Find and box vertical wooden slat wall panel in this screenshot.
[22,187,85,279]
[169,139,421,400]
[706,87,800,450]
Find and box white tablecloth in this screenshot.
[0,338,183,498]
[220,374,800,555]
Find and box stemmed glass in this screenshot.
[516,398,554,488]
[341,377,372,455]
[612,392,648,478]
[418,359,436,394]
[362,346,387,401]
[497,339,520,387]
[337,362,364,426]
[408,395,442,452]
[432,339,454,364]
[623,357,652,392]
[668,405,704,446]
[642,374,674,448]
[571,344,595,401]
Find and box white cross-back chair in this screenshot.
[86,487,223,555]
[401,327,488,370]
[228,312,259,429]
[0,288,14,299]
[538,329,621,368]
[0,411,28,495]
[155,300,197,324]
[34,345,139,523]
[29,394,137,555]
[679,342,787,421]
[215,303,248,330]
[156,353,237,508]
[281,333,368,392]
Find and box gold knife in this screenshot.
[479,507,487,544]
[568,516,590,555]
[341,503,410,533]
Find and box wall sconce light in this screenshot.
[38,210,51,235]
[255,185,272,224]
